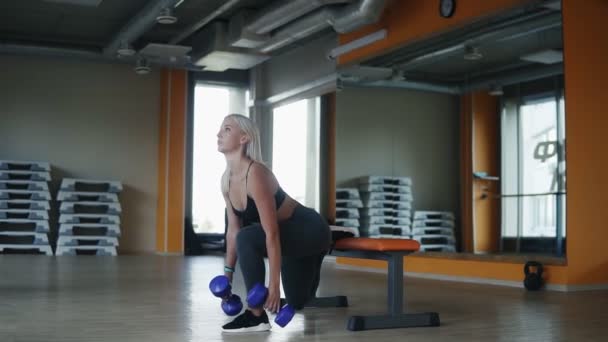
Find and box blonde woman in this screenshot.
[217,114,331,332]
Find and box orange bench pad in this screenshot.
[334,237,420,252]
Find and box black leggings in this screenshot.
[236,205,331,310]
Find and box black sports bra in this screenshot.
[228,161,287,225]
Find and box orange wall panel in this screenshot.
[156,69,187,254]
[472,92,500,253]
[562,0,608,284]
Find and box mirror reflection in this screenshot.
[335,2,565,257]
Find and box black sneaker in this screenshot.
[222,309,271,333]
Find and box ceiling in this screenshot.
[0,0,367,72]
[0,0,271,49]
[339,0,564,94]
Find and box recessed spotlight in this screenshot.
[117,42,136,57]
[464,45,483,60]
[134,57,151,75]
[156,7,177,24]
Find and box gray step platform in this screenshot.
[362,192,413,202]
[56,245,117,256]
[364,200,412,210]
[335,208,360,219]
[360,225,412,236]
[361,216,411,226]
[329,225,359,237]
[0,160,51,172]
[59,214,120,225]
[0,231,49,245]
[0,219,49,233]
[57,235,118,247]
[336,188,361,200]
[359,176,412,186]
[59,223,121,237]
[418,244,456,252]
[0,181,49,191]
[413,211,455,220]
[361,208,410,218]
[0,209,48,220]
[413,235,455,245]
[359,183,412,194]
[60,201,122,215]
[0,200,50,211]
[335,218,360,228]
[0,190,51,201]
[60,178,122,193]
[412,227,454,236]
[336,199,363,208]
[0,244,52,255]
[368,234,413,239]
[412,219,455,228]
[57,191,118,203]
[0,170,51,182]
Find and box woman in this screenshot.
[217,114,331,333]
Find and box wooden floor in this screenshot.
[1,255,607,342]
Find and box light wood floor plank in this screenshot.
[1,255,607,341]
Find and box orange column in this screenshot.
[156,69,187,254]
[562,0,608,284]
[472,92,500,253]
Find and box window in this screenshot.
[501,94,566,240]
[191,84,248,234]
[272,98,321,210]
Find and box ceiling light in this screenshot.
[520,49,563,64]
[117,42,136,57]
[134,57,151,75]
[464,45,483,60]
[489,85,504,96]
[156,7,178,25]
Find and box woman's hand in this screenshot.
[224,271,233,283]
[264,282,281,314]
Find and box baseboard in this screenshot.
[333,262,608,292]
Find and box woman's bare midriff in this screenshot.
[276,195,300,222]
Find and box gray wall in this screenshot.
[251,33,337,165]
[336,86,461,213]
[0,55,160,254]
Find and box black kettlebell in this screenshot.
[523,261,544,291]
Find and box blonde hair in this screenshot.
[221,114,264,194]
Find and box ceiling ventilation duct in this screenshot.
[229,0,353,48]
[257,0,387,53]
[190,22,270,72]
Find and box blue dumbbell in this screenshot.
[246,283,295,327]
[209,275,243,316]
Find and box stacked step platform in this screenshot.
[56,178,122,256]
[334,188,362,238]
[412,211,456,252]
[0,160,53,255]
[358,176,413,239]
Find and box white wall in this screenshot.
[0,55,160,254]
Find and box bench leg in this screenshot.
[348,312,440,331]
[347,252,440,331]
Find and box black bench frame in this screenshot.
[303,249,440,331]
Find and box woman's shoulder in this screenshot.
[248,161,277,185]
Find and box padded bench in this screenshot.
[304,237,440,331]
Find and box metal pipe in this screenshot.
[104,0,181,56]
[169,0,241,44]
